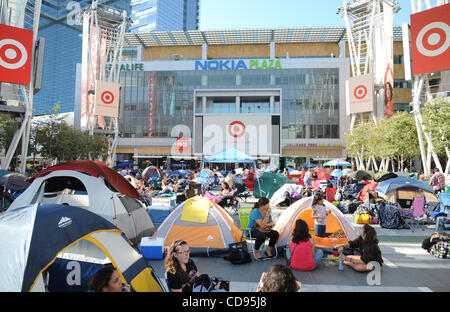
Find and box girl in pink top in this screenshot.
[289,219,323,271]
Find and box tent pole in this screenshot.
[254,160,262,198]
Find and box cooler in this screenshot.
[150,196,176,208]
[140,237,164,260]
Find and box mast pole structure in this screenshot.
[407,0,447,176]
[340,0,399,171]
[0,0,42,173]
[80,0,130,167]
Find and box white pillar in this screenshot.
[270,42,275,59]
[270,96,274,113]
[202,96,207,113]
[202,43,208,60]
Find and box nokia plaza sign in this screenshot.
[195,59,282,70]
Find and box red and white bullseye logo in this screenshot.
[353,85,367,99]
[416,21,450,57]
[228,121,245,138]
[0,39,28,70]
[100,91,114,104]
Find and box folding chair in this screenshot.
[238,207,278,261]
[398,197,427,231]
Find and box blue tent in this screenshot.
[375,177,434,194]
[0,169,10,178]
[203,148,261,193]
[0,204,163,292]
[429,193,450,218]
[168,170,188,180]
[170,164,188,168]
[324,159,352,167]
[300,163,317,168]
[203,148,255,163]
[114,162,138,169]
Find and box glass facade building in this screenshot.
[118,67,340,140]
[130,0,199,33]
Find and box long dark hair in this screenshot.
[384,81,393,104]
[222,182,231,190]
[88,264,116,292]
[312,193,323,206]
[253,197,270,210]
[362,224,379,244]
[164,240,195,285]
[292,219,311,244]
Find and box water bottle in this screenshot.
[338,254,344,271]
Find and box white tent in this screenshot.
[9,170,155,245]
[270,183,304,207]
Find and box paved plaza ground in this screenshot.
[149,194,450,292]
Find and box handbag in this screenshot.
[224,242,252,264]
[286,243,298,266]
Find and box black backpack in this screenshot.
[224,242,252,264]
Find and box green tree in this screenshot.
[345,121,376,170]
[421,97,450,157]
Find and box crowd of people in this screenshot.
[87,163,450,293]
[3,161,448,293]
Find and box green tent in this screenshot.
[253,172,289,199]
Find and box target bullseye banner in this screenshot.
[346,74,374,115]
[95,80,120,118]
[411,3,450,75]
[0,24,33,85]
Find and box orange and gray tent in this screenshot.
[154,196,243,255]
[274,197,358,249]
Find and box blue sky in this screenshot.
[199,0,414,30]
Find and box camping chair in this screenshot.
[218,195,240,215]
[234,183,251,203]
[398,197,427,231]
[238,207,278,261]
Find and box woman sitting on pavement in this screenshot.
[289,219,323,271]
[164,240,222,292]
[338,224,383,272]
[247,197,279,260]
[256,264,301,292]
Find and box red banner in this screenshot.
[0,24,33,85]
[411,3,450,75]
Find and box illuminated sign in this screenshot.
[195,59,282,70]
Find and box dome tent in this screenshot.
[274,197,358,249]
[31,160,140,199]
[375,178,439,209]
[9,170,155,245]
[0,204,163,292]
[253,172,289,199]
[154,196,243,256]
